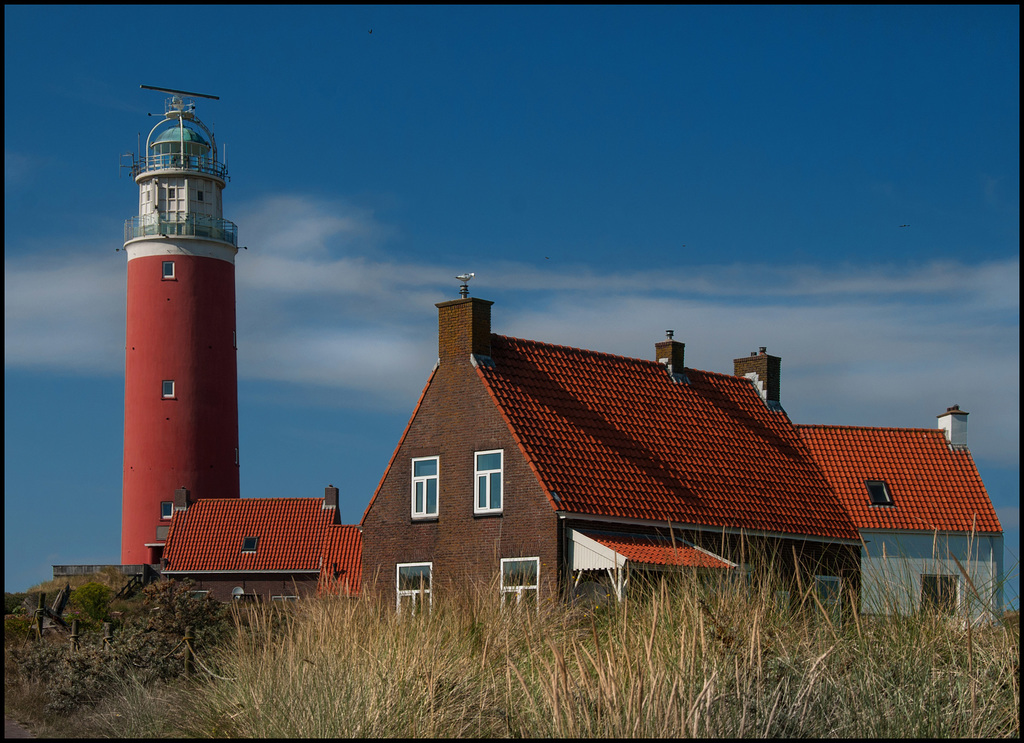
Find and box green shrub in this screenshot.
[70,582,111,623]
[5,591,30,615]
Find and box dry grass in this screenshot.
[6,572,1019,738]
[172,575,1019,738]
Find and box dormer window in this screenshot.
[866,480,893,506]
[241,536,259,553]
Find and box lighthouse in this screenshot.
[121,87,240,565]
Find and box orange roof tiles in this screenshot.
[320,522,363,596]
[163,498,362,590]
[797,425,1002,534]
[476,335,859,541]
[583,532,734,569]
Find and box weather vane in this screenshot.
[455,273,475,298]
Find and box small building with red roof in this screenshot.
[162,485,361,602]
[359,294,863,609]
[798,415,1003,620]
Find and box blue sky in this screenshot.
[5,6,1018,604]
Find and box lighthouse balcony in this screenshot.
[132,155,228,181]
[125,213,238,247]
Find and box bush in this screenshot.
[69,582,111,623]
[5,579,235,717]
[5,591,30,615]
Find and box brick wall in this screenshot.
[170,573,320,602]
[361,314,559,605]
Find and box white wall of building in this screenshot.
[859,529,1004,620]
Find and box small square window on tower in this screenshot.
[241,536,259,553]
[161,380,175,398]
[197,190,204,202]
[160,501,173,519]
[162,261,175,279]
[865,480,893,506]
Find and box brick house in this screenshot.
[359,295,863,610]
[798,414,1004,621]
[162,485,361,602]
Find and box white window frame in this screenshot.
[500,557,540,609]
[161,380,175,398]
[160,501,173,520]
[162,260,175,279]
[396,562,432,613]
[474,449,504,514]
[271,595,299,602]
[411,456,440,519]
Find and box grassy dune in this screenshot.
[17,572,1006,739]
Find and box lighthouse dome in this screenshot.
[152,124,210,147]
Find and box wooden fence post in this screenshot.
[33,593,45,641]
[184,626,195,678]
[70,620,80,652]
[102,622,113,652]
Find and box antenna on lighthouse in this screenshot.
[140,84,220,100]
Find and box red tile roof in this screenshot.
[476,335,859,541]
[163,498,362,591]
[320,523,363,596]
[583,532,735,569]
[797,425,1002,533]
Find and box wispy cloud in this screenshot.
[5,194,1018,465]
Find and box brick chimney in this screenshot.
[324,484,340,523]
[173,487,191,513]
[937,405,969,449]
[655,330,686,380]
[435,297,493,364]
[733,347,782,406]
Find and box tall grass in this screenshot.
[150,572,1019,738]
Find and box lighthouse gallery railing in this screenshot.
[124,213,238,246]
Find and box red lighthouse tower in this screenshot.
[121,87,240,565]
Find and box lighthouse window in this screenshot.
[161,501,173,520]
[162,380,175,398]
[162,261,175,279]
[197,190,204,202]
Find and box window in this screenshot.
[160,501,173,519]
[814,576,842,622]
[411,457,439,518]
[161,380,175,398]
[196,190,204,202]
[866,480,893,506]
[501,557,539,608]
[189,590,209,600]
[167,187,176,199]
[271,595,299,602]
[396,562,432,613]
[474,450,503,513]
[162,260,175,279]
[921,574,958,614]
[241,536,259,553]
